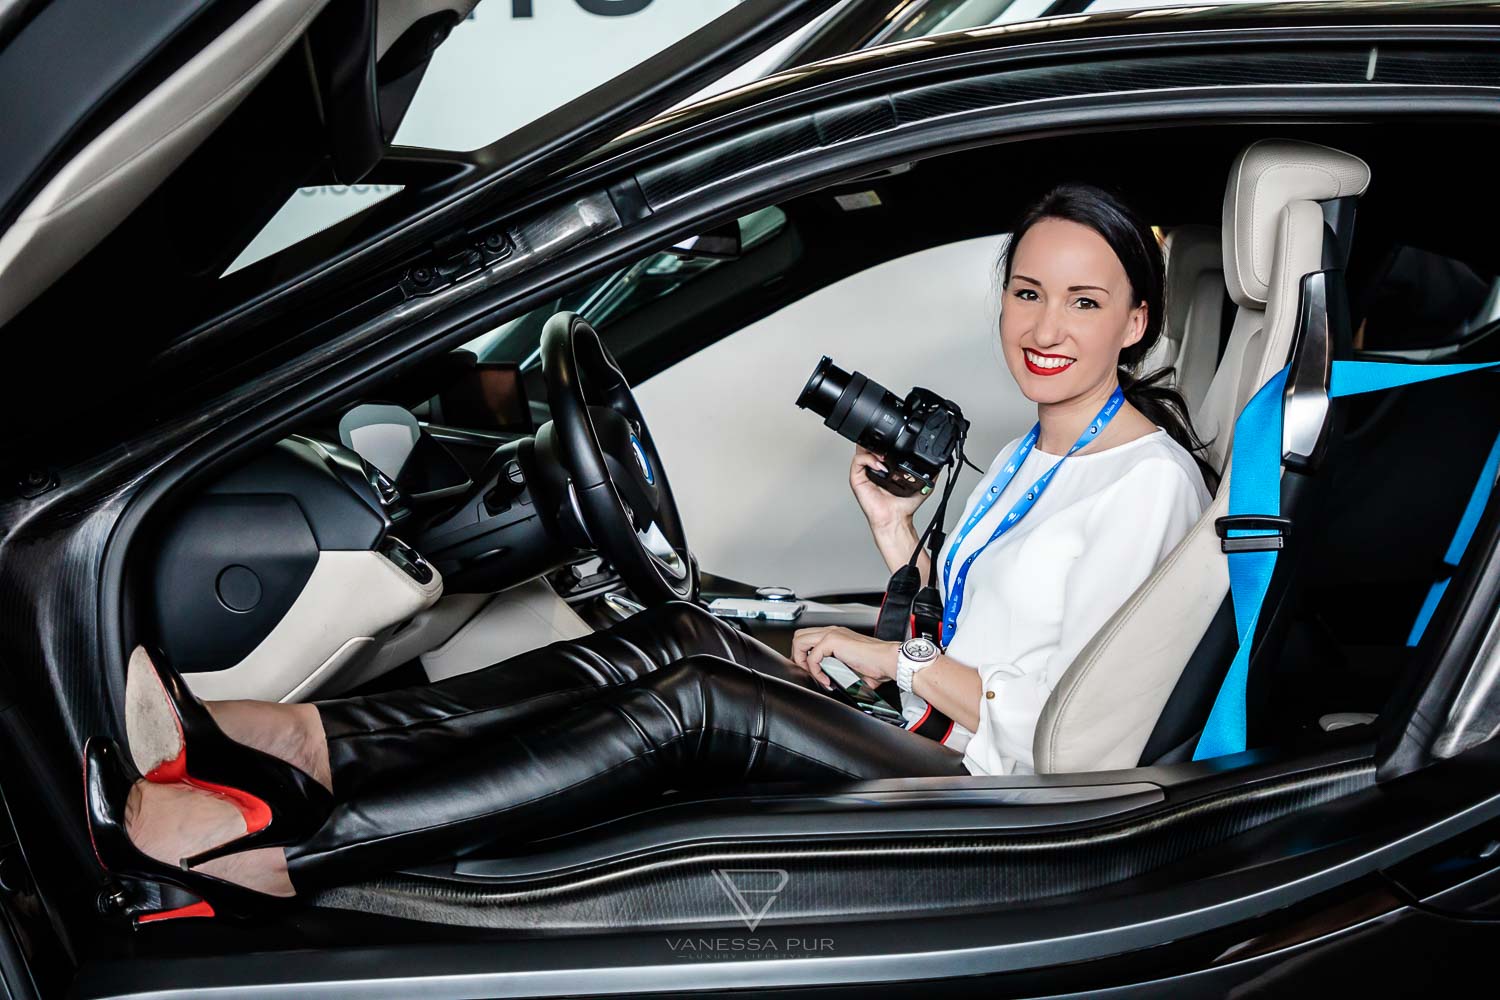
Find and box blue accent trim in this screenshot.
[1406,428,1500,647]
[629,434,655,485]
[1195,359,1500,761]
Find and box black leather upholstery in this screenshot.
[287,602,965,887]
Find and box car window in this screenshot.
[1355,243,1498,353]
[632,232,1020,596]
[465,206,790,366]
[222,185,405,277]
[223,1,766,279]
[397,0,743,153]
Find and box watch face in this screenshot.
[902,637,937,661]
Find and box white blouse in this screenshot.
[899,427,1210,776]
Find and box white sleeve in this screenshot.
[969,459,1204,772]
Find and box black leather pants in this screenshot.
[285,602,966,887]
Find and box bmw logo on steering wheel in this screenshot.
[629,433,655,485]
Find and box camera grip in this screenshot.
[864,464,923,498]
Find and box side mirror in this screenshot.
[669,219,741,260]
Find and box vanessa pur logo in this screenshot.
[663,869,836,961]
[712,868,787,931]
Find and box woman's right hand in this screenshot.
[850,445,932,532]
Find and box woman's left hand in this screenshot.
[790,626,900,689]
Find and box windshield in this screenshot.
[465,206,789,367]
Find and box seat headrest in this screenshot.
[1221,139,1370,309]
[1163,225,1222,342]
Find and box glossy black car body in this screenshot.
[5,1,1500,996]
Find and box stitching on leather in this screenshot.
[296,750,681,863]
[744,670,768,780]
[1247,160,1339,293]
[1266,204,1298,381]
[296,726,864,866]
[751,734,864,779]
[1228,145,1250,303]
[606,701,655,753]
[324,680,606,744]
[638,686,679,737]
[591,634,657,682]
[325,610,751,746]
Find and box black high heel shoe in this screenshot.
[83,737,300,924]
[125,645,333,867]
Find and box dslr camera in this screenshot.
[796,356,968,498]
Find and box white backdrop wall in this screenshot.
[392,0,742,151]
[634,235,1035,598]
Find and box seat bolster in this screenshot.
[1034,485,1232,774]
[1146,224,1230,377]
[1177,269,1225,414]
[1260,200,1328,376]
[1197,199,1327,471]
[1164,225,1223,344]
[1221,139,1370,308]
[1195,307,1263,473]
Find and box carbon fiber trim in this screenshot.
[308,758,1372,929]
[634,44,1500,208]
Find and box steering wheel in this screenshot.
[540,311,698,604]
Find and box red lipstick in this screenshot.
[1023,349,1076,377]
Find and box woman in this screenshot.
[84,183,1213,922]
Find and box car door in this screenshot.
[0,0,896,483]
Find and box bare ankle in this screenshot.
[289,703,333,794]
[194,848,296,898]
[206,701,333,794]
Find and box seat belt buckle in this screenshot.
[1214,515,1291,553]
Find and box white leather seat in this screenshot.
[1141,225,1224,415]
[1032,139,1371,774]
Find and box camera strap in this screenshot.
[875,423,967,644]
[873,564,921,644]
[940,386,1126,644]
[870,427,970,742]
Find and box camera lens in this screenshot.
[796,356,905,450]
[796,356,849,416]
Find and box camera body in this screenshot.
[796,356,968,497]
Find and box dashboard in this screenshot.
[147,399,579,702]
[148,434,440,702]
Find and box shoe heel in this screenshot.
[123,645,333,858]
[84,738,301,924]
[135,899,216,926]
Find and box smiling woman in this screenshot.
[830,182,1214,771]
[998,184,1217,484]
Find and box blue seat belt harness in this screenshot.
[1406,428,1500,647]
[1195,359,1500,761]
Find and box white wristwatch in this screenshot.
[896,636,939,693]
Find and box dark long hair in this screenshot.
[1000,182,1219,494]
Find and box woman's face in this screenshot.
[999,217,1147,406]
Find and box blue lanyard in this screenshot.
[940,387,1126,644]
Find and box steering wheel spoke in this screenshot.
[638,521,689,582]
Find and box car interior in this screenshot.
[121,119,1500,929]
